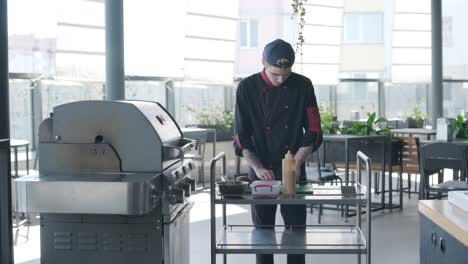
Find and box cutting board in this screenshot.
[245,184,313,195]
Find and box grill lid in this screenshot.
[40,100,195,173]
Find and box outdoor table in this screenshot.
[10,139,30,177]
[391,128,436,140]
[182,127,217,189]
[182,127,217,158]
[321,135,401,212]
[420,139,468,148]
[322,135,388,183]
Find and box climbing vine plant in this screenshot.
[291,0,307,55]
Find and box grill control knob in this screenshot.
[186,178,196,191]
[174,188,185,203]
[182,166,187,174]
[188,162,194,170]
[174,171,180,179]
[182,183,191,197]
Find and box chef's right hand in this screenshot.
[254,168,275,180]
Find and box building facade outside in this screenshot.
[235,0,468,122]
[6,0,468,147]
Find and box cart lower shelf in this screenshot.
[216,225,367,255]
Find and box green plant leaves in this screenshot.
[291,0,307,54]
[319,105,340,135]
[184,106,233,132]
[451,114,468,139]
[407,106,426,121]
[342,112,388,136]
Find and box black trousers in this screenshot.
[251,204,307,264]
[249,165,307,264]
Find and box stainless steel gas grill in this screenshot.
[14,100,197,264]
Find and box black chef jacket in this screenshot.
[234,69,323,169]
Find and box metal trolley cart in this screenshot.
[210,151,373,264]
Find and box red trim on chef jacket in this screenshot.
[235,135,243,149]
[260,69,274,87]
[306,107,320,132]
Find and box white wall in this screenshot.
[442,0,468,80]
[340,45,385,72]
[344,0,384,12]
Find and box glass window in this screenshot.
[55,52,105,81]
[394,14,430,31]
[442,16,453,47]
[126,81,166,106]
[56,25,104,53]
[173,83,227,127]
[385,83,427,120]
[250,20,258,48]
[187,0,238,19]
[395,0,431,13]
[306,5,343,26]
[343,15,359,42]
[336,81,379,120]
[41,80,104,118]
[239,20,258,48]
[343,13,383,43]
[125,0,185,78]
[362,15,383,42]
[187,15,237,40]
[443,82,467,118]
[240,21,247,47]
[9,79,32,143]
[303,25,342,45]
[185,38,235,61]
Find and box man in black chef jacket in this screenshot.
[233,39,323,264]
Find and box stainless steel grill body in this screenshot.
[14,100,197,264]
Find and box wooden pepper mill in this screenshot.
[282,151,296,195]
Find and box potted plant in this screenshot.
[185,106,234,142]
[322,113,401,165]
[451,114,468,139]
[406,106,426,128]
[340,112,389,136]
[319,105,340,135]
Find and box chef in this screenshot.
[233,39,323,264]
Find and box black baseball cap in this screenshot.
[262,39,295,68]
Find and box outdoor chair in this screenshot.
[418,142,468,200]
[305,151,343,223]
[305,151,342,185]
[396,137,422,198]
[334,138,404,210]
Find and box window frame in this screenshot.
[239,19,258,49]
[343,12,384,44]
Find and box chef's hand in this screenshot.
[294,146,313,183]
[254,167,275,180]
[295,164,302,183]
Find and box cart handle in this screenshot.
[210,152,226,264]
[356,150,372,264]
[210,152,226,188]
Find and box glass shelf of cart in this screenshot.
[214,182,367,205]
[216,225,367,255]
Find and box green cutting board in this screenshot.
[245,184,313,194]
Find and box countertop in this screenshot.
[418,200,468,246]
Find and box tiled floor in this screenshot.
[13,182,421,264]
